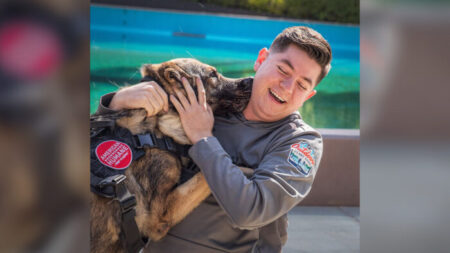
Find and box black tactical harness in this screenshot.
[90,116,192,253]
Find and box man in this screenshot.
[97,26,332,252]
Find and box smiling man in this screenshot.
[98,26,332,252]
[244,40,325,122]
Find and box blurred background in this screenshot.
[0,0,89,252]
[0,0,449,252]
[360,0,450,252]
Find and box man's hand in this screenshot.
[109,81,169,117]
[170,77,214,144]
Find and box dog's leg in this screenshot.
[148,172,210,241]
[165,172,211,225]
[154,167,254,238]
[147,167,253,241]
[130,148,182,242]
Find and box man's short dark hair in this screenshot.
[270,26,332,85]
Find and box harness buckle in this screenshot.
[163,137,175,152]
[99,175,137,212]
[136,134,156,148]
[112,174,127,185]
[98,174,126,189]
[120,195,137,213]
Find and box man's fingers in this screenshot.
[141,81,168,116]
[145,83,164,105]
[146,88,164,110]
[110,81,170,116]
[181,77,198,105]
[139,94,155,117]
[196,77,207,110]
[152,82,169,112]
[175,89,191,109]
[170,95,184,114]
[141,91,161,117]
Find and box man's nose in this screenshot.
[280,78,295,94]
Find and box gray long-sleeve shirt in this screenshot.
[149,110,323,252]
[97,93,323,252]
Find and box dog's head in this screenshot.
[108,58,252,145]
[140,58,252,115]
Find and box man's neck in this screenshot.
[242,105,259,121]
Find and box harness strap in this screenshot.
[90,173,117,198]
[133,132,191,157]
[90,118,115,138]
[99,174,146,253]
[90,119,115,129]
[90,117,190,158]
[114,175,146,253]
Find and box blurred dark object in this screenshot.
[0,1,77,123]
[0,2,73,82]
[0,0,89,252]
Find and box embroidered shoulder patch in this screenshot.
[287,141,316,176]
[95,140,133,170]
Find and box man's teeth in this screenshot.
[270,89,286,103]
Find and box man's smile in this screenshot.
[269,88,286,104]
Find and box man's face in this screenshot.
[243,44,321,122]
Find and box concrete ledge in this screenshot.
[301,129,360,206]
[318,128,360,139]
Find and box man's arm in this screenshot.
[94,92,117,115]
[94,81,169,116]
[189,134,322,229]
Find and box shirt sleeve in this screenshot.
[93,92,118,115]
[188,133,322,230]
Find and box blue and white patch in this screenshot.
[287,141,316,176]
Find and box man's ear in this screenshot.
[254,48,269,72]
[305,90,317,101]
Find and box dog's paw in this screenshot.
[157,223,169,234]
[150,222,170,241]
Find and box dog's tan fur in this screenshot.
[90,58,252,253]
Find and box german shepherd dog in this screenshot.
[90,58,252,253]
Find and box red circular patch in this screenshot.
[95,140,133,170]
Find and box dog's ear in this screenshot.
[161,64,192,87]
[140,64,151,77]
[140,64,162,78]
[163,67,182,84]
